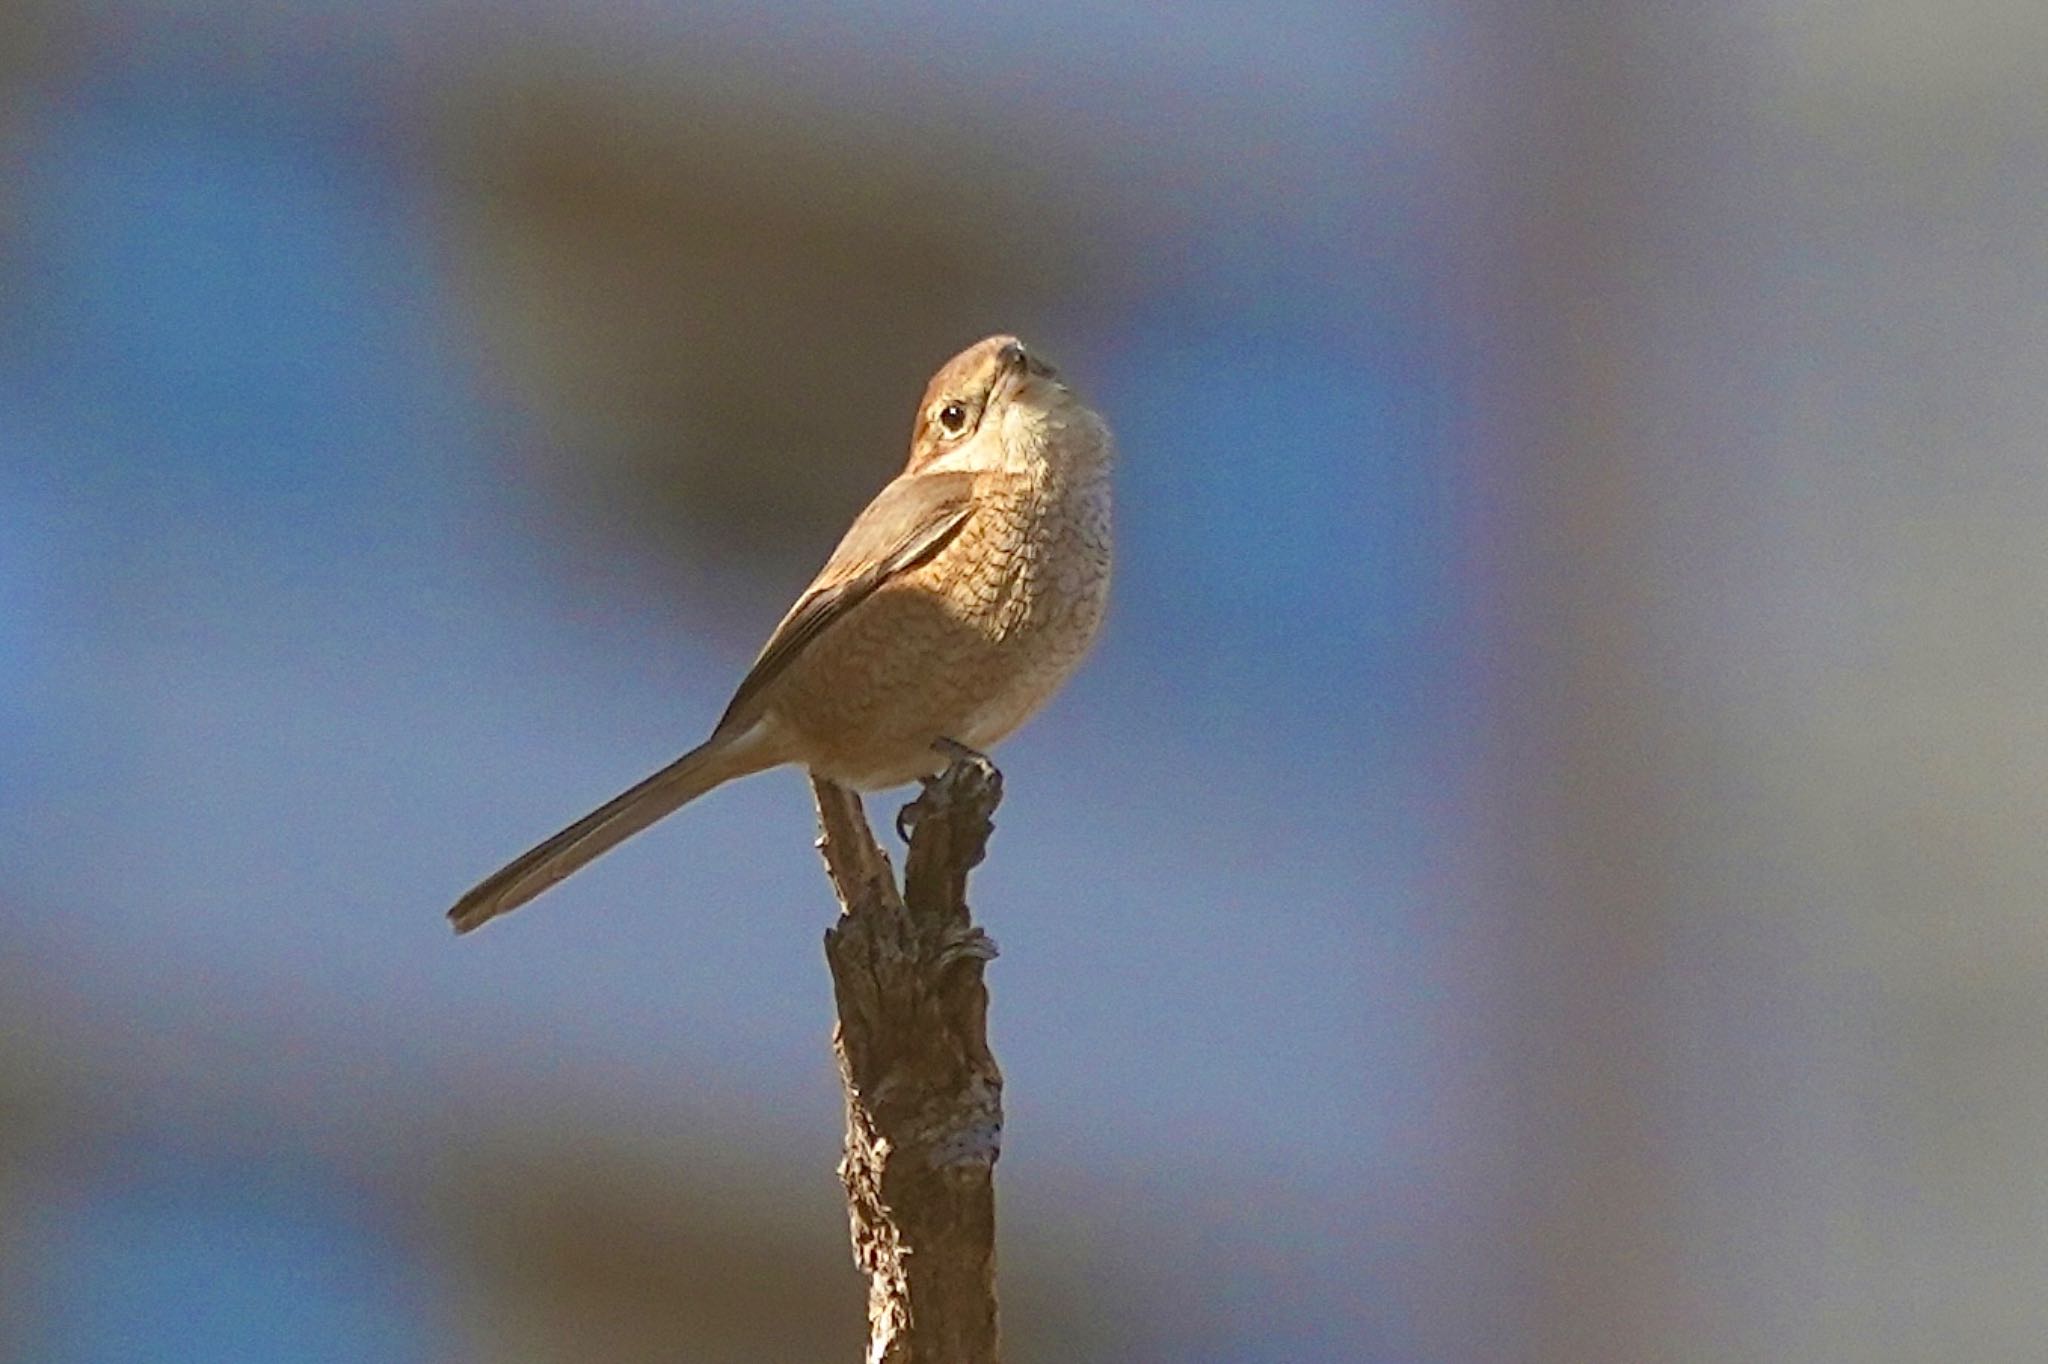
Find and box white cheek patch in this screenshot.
[917,441,985,476]
[993,406,1058,471]
[919,397,1068,476]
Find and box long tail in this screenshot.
[449,728,771,934]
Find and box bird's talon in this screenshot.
[932,737,1001,796]
[896,777,942,843]
[934,736,987,767]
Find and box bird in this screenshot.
[449,335,1113,933]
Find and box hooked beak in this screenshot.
[991,339,1060,405]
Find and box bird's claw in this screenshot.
[895,738,998,843]
[895,794,927,844]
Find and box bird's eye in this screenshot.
[936,402,970,436]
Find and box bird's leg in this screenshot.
[933,736,992,768]
[895,737,1001,843]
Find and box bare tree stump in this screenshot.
[812,756,1006,1364]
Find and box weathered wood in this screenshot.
[812,757,1005,1364]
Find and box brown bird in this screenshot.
[449,335,1114,933]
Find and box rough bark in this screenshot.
[811,756,1005,1364]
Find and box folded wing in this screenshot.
[715,468,980,731]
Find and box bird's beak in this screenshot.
[992,341,1059,404]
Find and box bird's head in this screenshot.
[904,335,1101,475]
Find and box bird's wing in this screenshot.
[716,468,980,731]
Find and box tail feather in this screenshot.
[449,730,766,934]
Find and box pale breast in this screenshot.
[943,467,1112,748]
[766,456,1111,787]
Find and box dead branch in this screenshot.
[812,756,1005,1364]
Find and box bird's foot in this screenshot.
[932,737,989,766]
[895,737,1001,842]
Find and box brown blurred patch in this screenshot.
[435,1131,858,1361]
[0,0,73,284]
[427,1119,1158,1363]
[428,56,1125,578]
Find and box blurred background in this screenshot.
[2,1,2045,1360]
